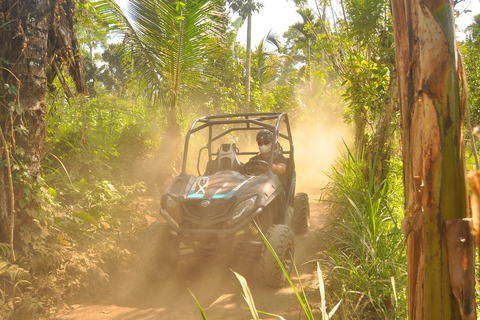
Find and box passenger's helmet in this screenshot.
[256,129,273,141]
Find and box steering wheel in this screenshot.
[244,160,269,176]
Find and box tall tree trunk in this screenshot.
[1,2,50,177]
[391,1,474,319]
[0,0,86,242]
[1,0,86,174]
[0,0,51,246]
[246,13,252,111]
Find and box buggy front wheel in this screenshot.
[260,224,295,287]
[292,193,310,235]
[140,222,179,280]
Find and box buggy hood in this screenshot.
[164,170,281,204]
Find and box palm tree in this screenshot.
[94,0,225,151]
[226,0,263,110]
[286,8,316,81]
[253,30,291,94]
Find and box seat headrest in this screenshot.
[217,144,240,171]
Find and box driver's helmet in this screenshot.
[256,129,272,142]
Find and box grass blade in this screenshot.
[317,262,328,320]
[328,298,343,318]
[292,258,314,316]
[391,276,397,307]
[257,310,287,319]
[189,289,208,320]
[231,270,260,320]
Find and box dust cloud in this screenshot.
[293,116,351,196]
[168,112,351,197]
[58,114,351,320]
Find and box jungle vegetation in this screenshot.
[0,0,478,318]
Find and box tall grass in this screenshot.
[320,145,407,319]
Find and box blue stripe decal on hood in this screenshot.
[187,192,204,198]
[186,190,236,199]
[212,190,236,199]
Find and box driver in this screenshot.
[249,129,287,176]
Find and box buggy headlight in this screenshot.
[232,196,257,221]
[162,195,181,221]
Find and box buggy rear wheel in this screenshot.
[140,222,179,280]
[260,224,295,286]
[292,193,310,235]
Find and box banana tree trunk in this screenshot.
[391,0,474,319]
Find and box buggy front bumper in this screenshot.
[160,207,263,236]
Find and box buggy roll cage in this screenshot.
[180,112,294,176]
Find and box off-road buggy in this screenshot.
[140,113,310,286]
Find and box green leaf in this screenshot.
[48,187,57,198]
[19,198,29,208]
[23,186,31,196]
[232,16,243,31]
[73,211,98,226]
[88,207,101,220]
[380,67,389,76]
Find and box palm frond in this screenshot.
[95,0,226,110]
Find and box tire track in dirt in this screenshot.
[57,197,327,320]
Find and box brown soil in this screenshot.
[56,196,328,320]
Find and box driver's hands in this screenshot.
[272,163,286,175]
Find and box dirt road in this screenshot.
[57,196,327,320]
